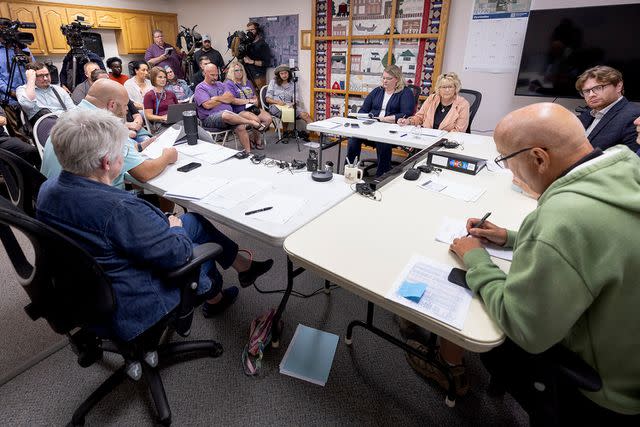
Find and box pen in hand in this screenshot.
[245,206,273,216]
[466,212,491,237]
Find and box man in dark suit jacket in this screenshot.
[575,65,640,152]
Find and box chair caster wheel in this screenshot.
[344,336,352,346]
[445,396,456,408]
[271,340,280,349]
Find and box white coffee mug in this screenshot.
[344,166,363,183]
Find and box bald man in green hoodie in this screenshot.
[450,103,640,424]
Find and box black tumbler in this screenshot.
[182,110,198,145]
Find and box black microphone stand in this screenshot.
[275,68,303,152]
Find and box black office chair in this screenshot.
[458,89,482,133]
[0,198,224,426]
[0,147,47,217]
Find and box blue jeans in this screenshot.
[346,137,393,177]
[180,213,239,298]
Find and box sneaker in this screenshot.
[238,259,274,288]
[405,339,470,396]
[202,286,239,318]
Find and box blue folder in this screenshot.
[279,324,339,386]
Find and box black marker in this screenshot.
[467,212,491,237]
[245,206,273,216]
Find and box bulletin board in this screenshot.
[311,0,451,120]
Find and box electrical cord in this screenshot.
[252,281,341,298]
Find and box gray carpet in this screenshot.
[0,130,527,426]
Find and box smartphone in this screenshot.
[164,47,173,55]
[177,162,201,172]
[447,268,470,290]
[351,123,360,128]
[363,119,375,125]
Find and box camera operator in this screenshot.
[242,22,271,90]
[59,19,105,92]
[145,29,188,80]
[194,34,224,76]
[0,27,35,142]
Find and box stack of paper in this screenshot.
[311,120,342,130]
[200,179,272,209]
[417,177,485,202]
[434,216,513,261]
[279,324,339,386]
[141,126,181,159]
[163,176,228,200]
[243,194,307,224]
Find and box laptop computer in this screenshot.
[166,102,197,125]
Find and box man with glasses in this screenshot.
[145,29,186,80]
[575,65,640,151]
[16,62,75,125]
[449,102,640,424]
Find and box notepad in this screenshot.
[279,324,339,386]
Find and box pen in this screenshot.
[400,133,408,137]
[466,212,491,237]
[245,206,273,216]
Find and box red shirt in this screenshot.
[143,89,178,116]
[109,73,129,85]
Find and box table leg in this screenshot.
[344,301,458,406]
[271,256,306,347]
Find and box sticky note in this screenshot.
[398,281,426,303]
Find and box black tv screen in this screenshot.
[515,4,640,101]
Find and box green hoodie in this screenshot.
[463,146,640,415]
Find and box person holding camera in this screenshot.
[224,59,271,149]
[145,29,186,80]
[242,22,271,90]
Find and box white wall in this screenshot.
[176,0,312,110]
[442,0,640,133]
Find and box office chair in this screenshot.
[0,198,225,426]
[32,112,59,159]
[458,89,482,133]
[0,147,47,217]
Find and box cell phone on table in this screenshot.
[177,162,201,172]
[351,123,360,128]
[447,268,470,290]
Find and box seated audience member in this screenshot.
[191,56,211,89]
[124,61,152,110]
[635,116,640,156]
[126,99,152,144]
[164,66,193,102]
[225,60,272,149]
[71,62,101,104]
[36,109,274,340]
[575,65,640,151]
[194,63,263,153]
[41,79,176,188]
[398,72,469,132]
[0,105,40,167]
[345,64,415,176]
[106,57,128,85]
[143,67,178,130]
[448,103,640,424]
[265,64,312,129]
[16,62,75,125]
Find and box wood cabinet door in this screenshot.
[39,5,70,54]
[120,13,152,54]
[95,10,122,29]
[151,15,179,49]
[66,8,97,26]
[7,2,47,54]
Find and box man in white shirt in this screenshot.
[16,62,75,125]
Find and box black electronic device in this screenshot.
[417,164,441,174]
[447,268,470,290]
[403,168,421,181]
[362,119,375,125]
[177,162,201,172]
[234,151,250,159]
[351,123,360,128]
[388,129,398,134]
[427,150,486,175]
[250,153,266,164]
[306,149,318,171]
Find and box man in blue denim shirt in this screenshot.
[36,109,273,341]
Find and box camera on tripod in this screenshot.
[177,25,202,52]
[61,16,92,48]
[0,18,36,51]
[226,29,255,60]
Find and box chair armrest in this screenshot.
[546,345,602,392]
[164,243,223,280]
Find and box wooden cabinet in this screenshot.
[95,10,122,29]
[7,2,47,54]
[151,15,178,48]
[66,7,96,26]
[117,13,152,54]
[39,5,69,54]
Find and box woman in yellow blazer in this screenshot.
[398,72,470,132]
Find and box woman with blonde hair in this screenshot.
[399,72,469,132]
[346,64,415,176]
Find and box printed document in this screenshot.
[435,217,513,261]
[387,255,472,330]
[163,176,228,200]
[141,126,181,159]
[244,193,307,224]
[417,177,485,202]
[200,179,272,209]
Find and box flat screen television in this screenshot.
[514,4,640,101]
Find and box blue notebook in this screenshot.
[279,324,339,386]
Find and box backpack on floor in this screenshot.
[242,308,279,376]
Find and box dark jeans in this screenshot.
[181,213,239,298]
[346,137,392,177]
[482,339,639,427]
[0,135,41,168]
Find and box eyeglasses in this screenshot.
[578,83,609,98]
[494,147,546,168]
[35,73,50,78]
[233,69,243,73]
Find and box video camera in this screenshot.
[0,18,36,51]
[177,25,202,53]
[61,16,92,48]
[227,29,255,60]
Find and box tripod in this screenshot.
[2,45,28,105]
[64,46,90,91]
[274,69,303,152]
[2,46,31,142]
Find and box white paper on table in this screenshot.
[163,176,229,200]
[200,194,241,210]
[200,178,272,209]
[312,120,343,130]
[417,177,485,202]
[386,255,472,330]
[197,146,239,164]
[141,126,181,159]
[419,128,446,137]
[434,216,513,261]
[176,142,221,157]
[244,193,307,224]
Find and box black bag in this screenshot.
[245,104,261,116]
[28,108,53,127]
